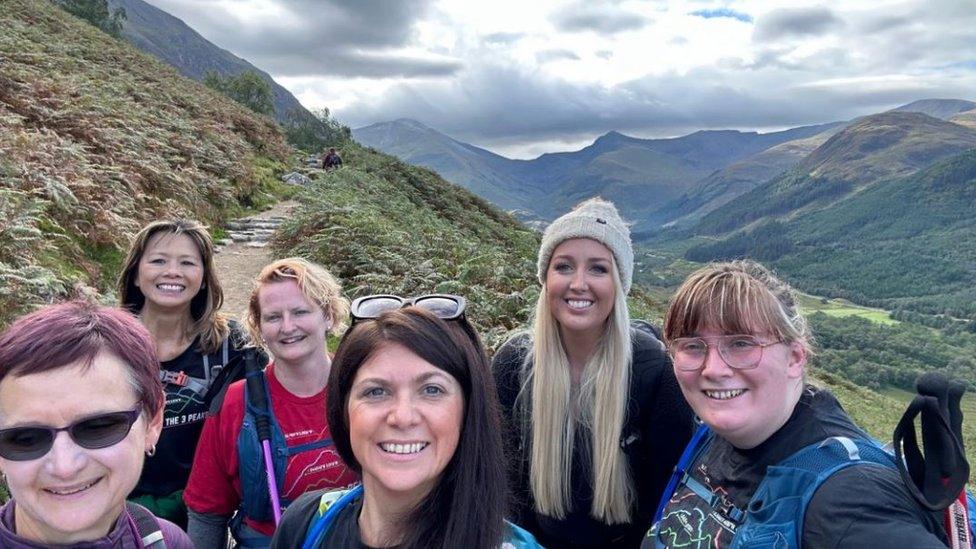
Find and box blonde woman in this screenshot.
[118,219,253,528]
[493,198,694,547]
[184,258,359,548]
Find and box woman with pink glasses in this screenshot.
[644,260,946,548]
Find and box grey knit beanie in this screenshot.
[537,197,634,295]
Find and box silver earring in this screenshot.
[146,444,156,457]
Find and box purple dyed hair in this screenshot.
[0,301,164,418]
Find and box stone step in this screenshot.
[227,220,281,231]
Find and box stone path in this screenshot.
[214,200,296,320]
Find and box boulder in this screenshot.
[281,171,312,186]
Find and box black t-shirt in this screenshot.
[271,490,395,549]
[647,388,946,548]
[132,323,254,497]
[493,329,695,548]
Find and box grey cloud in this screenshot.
[145,0,440,77]
[484,32,525,45]
[724,46,851,72]
[859,15,913,34]
[551,3,649,34]
[536,49,581,63]
[596,50,613,59]
[753,7,844,41]
[265,51,463,78]
[340,59,976,155]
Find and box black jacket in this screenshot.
[492,329,695,548]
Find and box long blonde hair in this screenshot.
[519,258,635,523]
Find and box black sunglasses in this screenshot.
[350,294,467,324]
[0,407,142,461]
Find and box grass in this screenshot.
[798,292,899,325]
[811,373,976,485]
[0,0,291,326]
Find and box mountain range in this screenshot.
[106,0,329,134]
[355,99,976,233]
[353,119,840,228]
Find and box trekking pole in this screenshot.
[895,373,971,549]
[924,375,972,549]
[244,349,283,525]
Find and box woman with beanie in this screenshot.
[493,197,695,548]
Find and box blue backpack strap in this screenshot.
[302,485,364,549]
[285,438,333,456]
[236,370,288,524]
[651,423,712,527]
[730,436,894,549]
[236,369,338,525]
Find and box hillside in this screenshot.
[353,119,543,214]
[951,108,976,130]
[270,144,667,346]
[890,98,976,120]
[0,0,290,325]
[657,125,844,228]
[694,111,976,235]
[106,0,335,139]
[778,148,976,316]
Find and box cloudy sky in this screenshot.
[145,0,976,158]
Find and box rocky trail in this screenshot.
[214,200,297,319]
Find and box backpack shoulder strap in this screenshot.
[302,485,364,549]
[125,502,167,549]
[651,423,712,527]
[731,436,894,549]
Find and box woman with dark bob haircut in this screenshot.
[271,305,540,548]
[118,219,256,527]
[0,301,192,547]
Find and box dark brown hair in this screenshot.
[117,219,228,354]
[328,308,506,549]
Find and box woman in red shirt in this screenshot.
[184,258,359,548]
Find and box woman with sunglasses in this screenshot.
[643,260,946,548]
[270,302,540,548]
[118,219,254,528]
[493,198,694,547]
[183,258,359,548]
[0,301,192,548]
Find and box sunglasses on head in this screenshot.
[350,294,467,324]
[0,407,142,462]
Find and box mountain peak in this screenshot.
[391,118,432,129]
[889,98,976,120]
[798,110,976,183]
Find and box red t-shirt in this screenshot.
[184,363,359,537]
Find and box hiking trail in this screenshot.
[214,200,297,319]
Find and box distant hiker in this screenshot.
[322,147,342,170]
[271,302,541,548]
[0,301,193,548]
[643,260,948,548]
[183,258,358,548]
[493,198,695,547]
[119,219,254,530]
